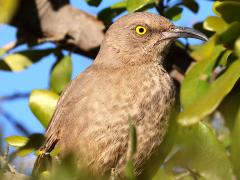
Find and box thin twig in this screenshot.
[3,144,9,163]
[2,41,18,53]
[0,108,30,136]
[170,69,184,83]
[0,93,29,103]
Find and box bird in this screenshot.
[33,12,207,179]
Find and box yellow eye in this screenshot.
[135,25,147,35]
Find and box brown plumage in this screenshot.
[33,12,207,179]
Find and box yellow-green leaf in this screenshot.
[152,168,173,180]
[181,43,224,108]
[98,1,126,26]
[217,22,240,48]
[0,0,18,23]
[16,134,45,157]
[0,48,6,57]
[235,37,240,58]
[0,49,53,71]
[179,59,240,126]
[164,6,183,21]
[219,93,240,130]
[50,56,72,94]
[215,1,240,23]
[111,1,126,9]
[203,16,228,33]
[125,117,137,180]
[182,0,199,13]
[212,1,222,17]
[5,136,29,147]
[126,0,154,12]
[40,171,50,179]
[191,36,219,62]
[50,147,61,157]
[29,90,59,127]
[84,0,102,7]
[231,107,240,179]
[165,122,233,180]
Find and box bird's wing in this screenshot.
[45,69,94,151]
[32,69,94,174]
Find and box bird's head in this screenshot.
[95,12,207,68]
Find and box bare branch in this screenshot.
[11,0,105,58]
[0,93,29,103]
[2,41,18,53]
[3,144,9,163]
[0,108,30,136]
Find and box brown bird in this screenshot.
[33,12,207,179]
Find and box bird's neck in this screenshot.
[94,38,173,69]
[94,48,165,69]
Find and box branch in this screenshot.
[10,0,195,74]
[0,156,28,180]
[0,108,30,136]
[11,0,105,58]
[0,93,29,103]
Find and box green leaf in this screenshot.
[165,122,233,180]
[50,56,72,94]
[164,6,183,21]
[98,1,126,26]
[152,168,173,180]
[191,36,220,62]
[231,106,240,179]
[217,22,240,48]
[16,134,45,157]
[84,0,102,7]
[0,49,53,71]
[39,171,50,179]
[126,0,154,12]
[0,0,18,23]
[182,0,199,13]
[203,16,228,33]
[219,93,240,130]
[125,117,137,180]
[193,22,214,38]
[0,48,6,57]
[212,1,222,17]
[5,136,29,147]
[50,147,61,157]
[179,59,240,126]
[29,90,59,127]
[215,1,240,23]
[218,50,232,66]
[181,38,224,108]
[235,37,240,58]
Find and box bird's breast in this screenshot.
[47,64,175,178]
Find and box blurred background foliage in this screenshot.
[0,0,240,179]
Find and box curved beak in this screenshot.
[162,26,208,41]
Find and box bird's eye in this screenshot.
[135,25,147,36]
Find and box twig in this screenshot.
[111,168,116,180]
[3,144,9,163]
[2,40,23,53]
[170,69,184,83]
[0,92,29,103]
[209,66,225,83]
[0,108,30,136]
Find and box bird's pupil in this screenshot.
[139,28,144,33]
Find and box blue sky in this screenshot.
[0,0,214,139]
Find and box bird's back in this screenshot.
[34,63,175,179]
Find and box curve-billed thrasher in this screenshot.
[33,12,207,179]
